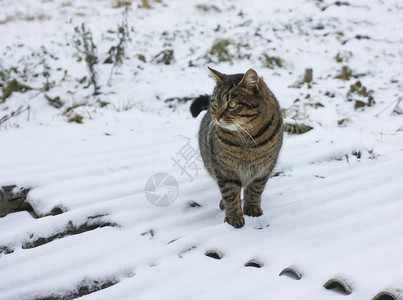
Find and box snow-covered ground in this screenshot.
[0,0,402,299]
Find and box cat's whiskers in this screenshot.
[231,123,247,145]
[234,122,257,147]
[241,122,254,130]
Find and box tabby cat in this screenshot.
[190,68,283,228]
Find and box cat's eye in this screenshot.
[228,101,237,109]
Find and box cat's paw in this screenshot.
[243,205,263,217]
[225,215,245,228]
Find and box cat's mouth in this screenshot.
[214,119,239,131]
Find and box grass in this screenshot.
[0,13,49,24]
[209,39,232,62]
[261,54,284,69]
[0,106,30,127]
[111,99,136,112]
[1,79,32,102]
[73,23,100,96]
[284,122,313,135]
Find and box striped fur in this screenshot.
[193,68,283,228]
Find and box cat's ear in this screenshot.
[208,67,226,83]
[238,69,260,90]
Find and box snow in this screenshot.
[0,0,402,299]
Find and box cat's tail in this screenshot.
[190,94,210,118]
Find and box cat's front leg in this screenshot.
[217,176,244,228]
[244,176,269,217]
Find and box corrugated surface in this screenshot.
[0,114,402,300]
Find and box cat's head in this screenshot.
[209,68,267,131]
